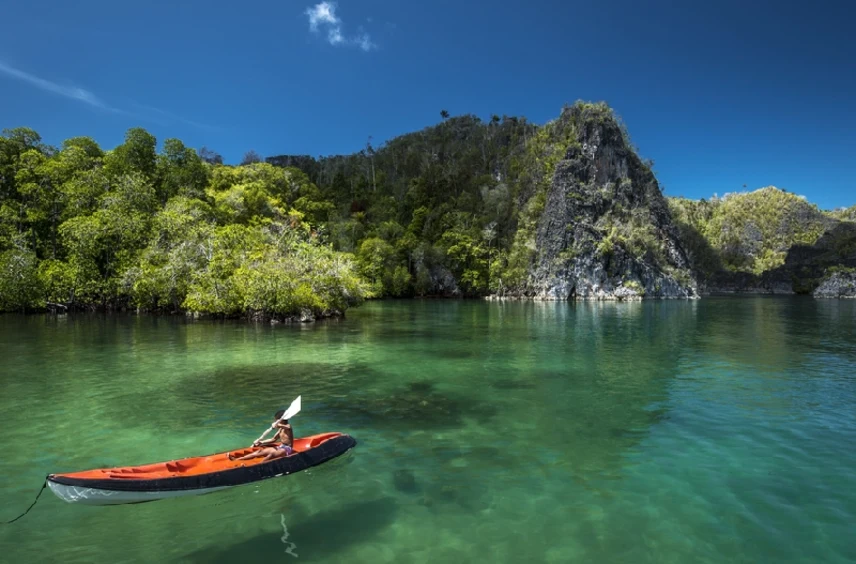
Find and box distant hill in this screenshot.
[669,188,856,294]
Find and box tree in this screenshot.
[206,162,298,224]
[156,138,209,202]
[104,128,158,182]
[62,137,103,160]
[365,136,376,192]
[62,167,109,220]
[0,246,42,311]
[440,110,450,120]
[199,146,224,165]
[1,128,43,201]
[1,127,42,152]
[356,237,409,297]
[241,150,263,165]
[439,224,489,295]
[125,197,216,311]
[15,149,64,258]
[182,220,366,319]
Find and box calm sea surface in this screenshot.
[1,298,854,563]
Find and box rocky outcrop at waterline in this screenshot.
[696,220,856,296]
[813,270,856,298]
[522,104,697,300]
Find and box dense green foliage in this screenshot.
[828,205,856,223]
[0,127,365,318]
[4,102,853,312]
[266,103,627,296]
[668,187,836,276]
[270,110,542,296]
[0,104,600,313]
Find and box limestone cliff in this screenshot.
[669,194,856,296]
[525,104,697,300]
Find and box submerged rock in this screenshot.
[813,271,856,298]
[489,378,537,390]
[328,381,497,429]
[392,469,420,494]
[407,380,436,394]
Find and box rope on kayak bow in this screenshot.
[3,477,48,524]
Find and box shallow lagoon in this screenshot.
[1,298,854,563]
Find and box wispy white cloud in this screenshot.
[306,1,340,31]
[305,2,376,51]
[131,104,221,132]
[0,60,218,130]
[355,31,376,52]
[0,60,118,112]
[328,27,345,45]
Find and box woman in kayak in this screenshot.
[229,409,294,462]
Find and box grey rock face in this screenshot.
[528,105,697,300]
[428,264,461,297]
[813,271,856,298]
[703,271,794,295]
[703,221,856,295]
[412,245,461,297]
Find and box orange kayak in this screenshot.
[47,432,356,505]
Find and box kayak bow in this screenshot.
[46,432,356,506]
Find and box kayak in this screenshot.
[46,432,356,506]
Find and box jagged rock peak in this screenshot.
[527,102,697,300]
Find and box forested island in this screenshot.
[2,101,855,319]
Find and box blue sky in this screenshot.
[1,0,853,208]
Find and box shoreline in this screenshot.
[4,292,850,324]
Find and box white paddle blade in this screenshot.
[282,395,301,420]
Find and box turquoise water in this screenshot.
[1,298,855,563]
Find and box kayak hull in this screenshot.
[47,432,356,506]
[46,481,232,505]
